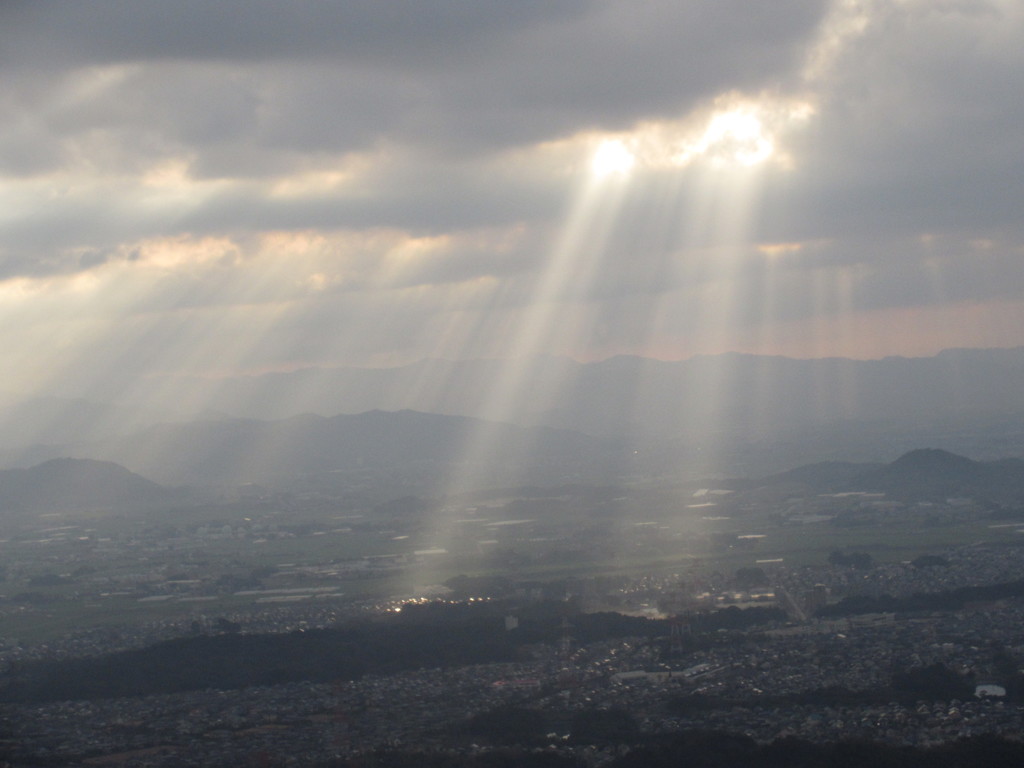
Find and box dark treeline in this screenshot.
[0,601,782,703]
[815,578,1024,618]
[1,620,513,703]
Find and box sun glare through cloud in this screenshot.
[3,9,1024,746]
[590,138,636,178]
[692,108,776,167]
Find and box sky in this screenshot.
[2,0,1024,402]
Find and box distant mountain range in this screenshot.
[1,447,1021,519]
[24,410,621,489]
[5,347,1024,481]
[132,346,1024,437]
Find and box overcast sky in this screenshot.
[2,0,1023,399]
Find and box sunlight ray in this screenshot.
[402,147,637,583]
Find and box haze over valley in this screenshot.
[8,347,1024,489]
[4,1,1024,765]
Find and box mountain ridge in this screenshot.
[23,409,620,489]
[6,347,1024,480]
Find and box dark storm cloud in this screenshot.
[0,0,828,167]
[0,1,590,68]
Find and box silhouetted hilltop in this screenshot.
[878,448,977,478]
[759,449,1024,504]
[0,458,171,514]
[854,449,1024,502]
